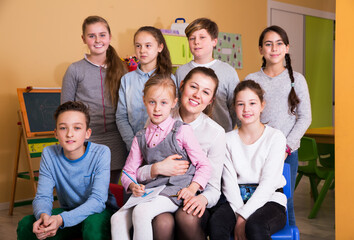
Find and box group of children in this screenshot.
[17,15,311,240]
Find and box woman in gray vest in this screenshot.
[137,67,226,239]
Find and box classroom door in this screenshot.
[270,9,304,75]
[305,16,334,128]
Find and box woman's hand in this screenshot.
[151,154,189,178]
[129,182,145,197]
[234,215,247,240]
[182,194,208,218]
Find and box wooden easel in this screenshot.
[9,88,60,215]
[9,111,58,215]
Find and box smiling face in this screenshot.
[143,85,177,125]
[134,31,163,72]
[188,29,217,64]
[180,72,216,121]
[235,88,265,126]
[82,22,111,57]
[54,111,91,160]
[259,31,289,67]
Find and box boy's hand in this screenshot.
[41,215,63,238]
[129,182,145,197]
[33,213,63,239]
[33,213,48,239]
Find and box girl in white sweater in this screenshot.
[209,80,287,240]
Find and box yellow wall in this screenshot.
[275,0,335,13]
[336,1,354,238]
[0,0,267,204]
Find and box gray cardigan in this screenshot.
[245,68,312,151]
[61,58,127,169]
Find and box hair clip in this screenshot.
[291,82,295,88]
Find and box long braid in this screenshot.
[261,56,266,68]
[285,53,300,114]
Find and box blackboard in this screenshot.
[17,88,61,138]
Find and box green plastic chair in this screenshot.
[295,137,335,219]
[317,143,335,169]
[317,143,335,189]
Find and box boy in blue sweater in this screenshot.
[17,101,117,240]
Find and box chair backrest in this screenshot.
[317,143,335,168]
[282,163,291,199]
[298,137,319,163]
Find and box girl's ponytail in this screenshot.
[106,45,128,108]
[285,53,300,114]
[155,43,172,75]
[259,25,300,115]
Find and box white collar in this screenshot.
[191,59,217,68]
[84,54,107,68]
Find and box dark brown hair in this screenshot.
[54,101,90,128]
[134,26,172,75]
[185,18,219,40]
[82,16,127,109]
[259,25,300,114]
[233,80,264,106]
[180,67,219,116]
[143,74,177,99]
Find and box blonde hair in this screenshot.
[143,74,176,99]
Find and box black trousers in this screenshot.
[208,199,286,240]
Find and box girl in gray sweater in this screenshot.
[245,25,312,226]
[61,16,128,183]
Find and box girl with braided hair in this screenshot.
[245,25,312,226]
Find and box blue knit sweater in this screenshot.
[32,142,115,228]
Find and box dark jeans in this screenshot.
[285,150,298,226]
[209,200,286,240]
[208,195,236,240]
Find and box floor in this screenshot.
[1,178,335,240]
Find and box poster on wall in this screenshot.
[213,32,243,69]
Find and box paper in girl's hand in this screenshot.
[122,185,166,209]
